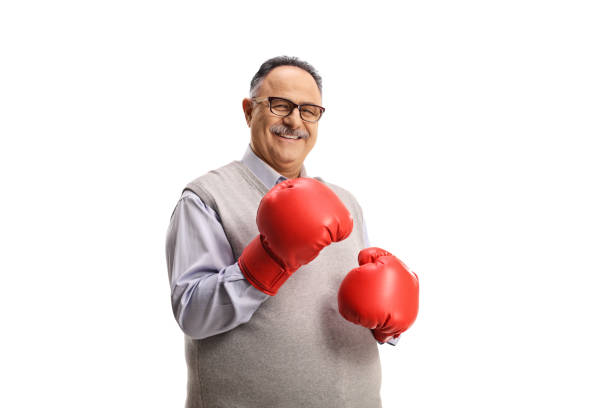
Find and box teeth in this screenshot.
[278,134,300,140]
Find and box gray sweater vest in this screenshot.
[182,161,382,408]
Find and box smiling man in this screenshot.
[243,63,322,179]
[165,56,419,408]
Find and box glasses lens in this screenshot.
[269,98,293,116]
[300,105,322,122]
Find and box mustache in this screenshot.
[269,124,309,140]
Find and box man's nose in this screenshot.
[282,106,303,128]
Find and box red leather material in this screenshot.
[239,178,353,295]
[238,235,290,296]
[338,247,419,342]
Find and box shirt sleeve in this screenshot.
[362,216,370,248]
[165,191,270,339]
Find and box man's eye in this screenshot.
[272,103,291,111]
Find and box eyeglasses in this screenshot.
[252,96,325,123]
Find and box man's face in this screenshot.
[243,65,322,177]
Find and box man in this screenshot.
[165,56,419,407]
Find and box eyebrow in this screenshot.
[273,96,322,106]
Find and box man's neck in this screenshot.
[278,167,301,179]
[250,144,303,179]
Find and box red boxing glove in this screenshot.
[238,178,353,296]
[338,247,419,343]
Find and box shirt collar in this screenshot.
[241,144,308,190]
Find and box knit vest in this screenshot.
[182,161,382,408]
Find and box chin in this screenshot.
[273,149,303,164]
[277,153,302,165]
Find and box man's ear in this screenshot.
[242,98,253,127]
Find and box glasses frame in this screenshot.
[252,96,325,123]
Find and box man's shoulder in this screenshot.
[315,177,364,229]
[314,176,351,194]
[181,161,245,208]
[314,177,362,208]
[186,161,244,186]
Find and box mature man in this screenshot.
[165,56,419,407]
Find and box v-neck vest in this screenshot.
[182,161,382,408]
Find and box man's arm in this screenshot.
[165,191,269,339]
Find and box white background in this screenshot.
[1,1,611,407]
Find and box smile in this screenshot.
[277,134,303,140]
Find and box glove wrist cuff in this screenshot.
[238,235,292,296]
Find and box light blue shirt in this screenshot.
[166,145,398,345]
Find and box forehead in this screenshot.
[258,66,321,104]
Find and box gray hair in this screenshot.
[249,56,322,98]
